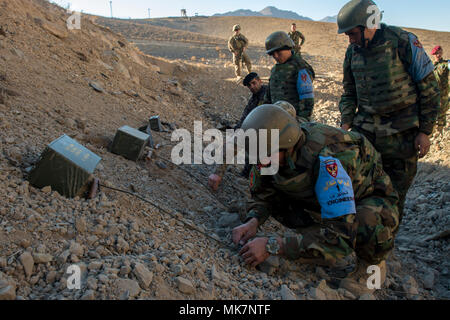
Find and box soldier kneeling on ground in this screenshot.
[232,104,400,297]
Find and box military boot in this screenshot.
[339,259,386,298]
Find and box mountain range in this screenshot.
[213,6,313,21]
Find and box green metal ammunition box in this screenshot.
[111,125,150,161]
[149,116,162,131]
[29,135,102,198]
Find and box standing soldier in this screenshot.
[431,45,449,136]
[263,31,315,120]
[337,0,440,222]
[288,22,305,56]
[228,24,252,81]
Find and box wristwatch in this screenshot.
[265,237,281,255]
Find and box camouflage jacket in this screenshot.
[434,58,449,98]
[264,53,315,120]
[339,24,440,136]
[288,30,305,48]
[228,34,249,54]
[246,122,399,260]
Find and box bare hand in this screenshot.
[239,237,270,268]
[232,218,258,246]
[341,123,351,131]
[415,132,431,158]
[208,174,222,191]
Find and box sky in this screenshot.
[52,0,450,32]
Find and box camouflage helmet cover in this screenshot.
[274,101,296,118]
[241,104,303,153]
[337,0,382,34]
[265,31,295,55]
[232,24,241,31]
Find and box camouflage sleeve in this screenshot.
[299,32,305,46]
[245,167,276,226]
[228,38,234,52]
[338,47,358,126]
[262,84,272,104]
[235,98,255,129]
[242,35,249,48]
[399,33,440,135]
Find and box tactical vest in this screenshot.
[269,54,314,111]
[270,123,362,208]
[229,35,247,52]
[350,26,418,116]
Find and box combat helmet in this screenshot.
[265,31,294,55]
[241,104,303,155]
[337,0,382,34]
[274,101,296,118]
[232,24,241,31]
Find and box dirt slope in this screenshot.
[0,0,448,301]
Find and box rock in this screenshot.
[257,256,279,276]
[87,277,98,290]
[89,81,105,93]
[422,271,435,290]
[359,293,376,300]
[115,278,141,298]
[98,274,108,284]
[176,277,195,294]
[119,265,131,276]
[88,261,103,271]
[337,288,356,300]
[41,186,52,194]
[133,263,153,289]
[309,280,341,300]
[171,264,184,276]
[402,275,420,299]
[116,236,130,253]
[46,271,57,284]
[69,242,84,256]
[19,251,34,278]
[33,253,53,264]
[57,250,70,264]
[10,48,25,59]
[81,290,95,300]
[280,284,297,300]
[75,217,87,233]
[0,284,16,300]
[217,213,241,228]
[155,161,167,169]
[0,257,6,268]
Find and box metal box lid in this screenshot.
[118,125,150,142]
[48,134,101,174]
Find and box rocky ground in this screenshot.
[0,0,449,300]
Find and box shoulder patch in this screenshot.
[315,156,356,219]
[407,33,434,82]
[297,69,314,99]
[249,164,262,192]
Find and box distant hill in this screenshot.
[214,6,313,21]
[320,15,338,23]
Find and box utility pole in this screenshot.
[148,8,151,19]
[109,1,113,18]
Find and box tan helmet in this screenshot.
[241,104,303,155]
[265,31,294,55]
[232,24,241,31]
[274,101,296,118]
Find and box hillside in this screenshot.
[0,0,449,301]
[214,6,313,21]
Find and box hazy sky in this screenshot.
[54,0,450,32]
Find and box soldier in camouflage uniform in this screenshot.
[337,0,440,222]
[232,104,399,296]
[263,31,315,120]
[288,23,305,56]
[228,24,252,79]
[431,45,449,135]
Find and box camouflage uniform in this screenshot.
[434,58,449,127]
[288,30,305,56]
[339,24,440,221]
[264,53,315,120]
[228,33,252,77]
[245,122,399,266]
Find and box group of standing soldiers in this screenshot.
[216,0,448,298]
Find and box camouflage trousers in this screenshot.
[354,127,419,224]
[437,96,449,127]
[293,46,302,57]
[233,52,251,77]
